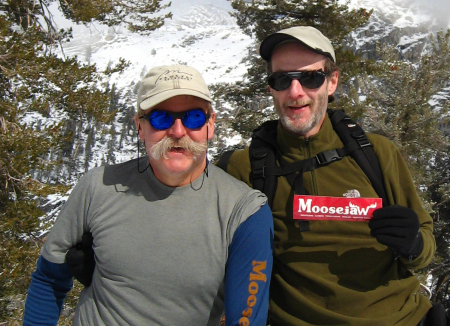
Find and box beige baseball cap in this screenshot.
[137,65,212,112]
[260,26,336,63]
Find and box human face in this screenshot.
[269,42,338,138]
[134,95,215,187]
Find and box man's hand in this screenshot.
[65,232,95,286]
[368,205,423,260]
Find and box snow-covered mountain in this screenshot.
[57,0,450,77]
[55,1,252,88]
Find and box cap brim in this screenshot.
[260,33,335,63]
[139,89,212,112]
[260,34,299,61]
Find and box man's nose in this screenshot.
[167,118,187,138]
[288,79,306,99]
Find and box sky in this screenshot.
[402,0,450,29]
[346,0,450,29]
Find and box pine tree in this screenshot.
[106,124,117,164]
[429,145,450,310]
[0,0,171,321]
[356,31,450,202]
[58,0,172,35]
[84,127,95,172]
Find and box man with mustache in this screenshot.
[23,65,273,326]
[221,26,442,325]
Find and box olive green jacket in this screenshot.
[225,115,435,326]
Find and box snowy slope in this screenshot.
[56,2,252,88]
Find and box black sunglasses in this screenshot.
[140,108,210,130]
[268,70,330,91]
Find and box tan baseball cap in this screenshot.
[137,65,212,112]
[260,26,336,63]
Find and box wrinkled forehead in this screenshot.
[270,42,328,71]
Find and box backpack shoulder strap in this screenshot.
[215,121,280,207]
[249,120,279,207]
[328,109,389,206]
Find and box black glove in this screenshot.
[369,205,423,260]
[65,232,96,287]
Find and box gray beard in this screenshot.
[279,92,328,136]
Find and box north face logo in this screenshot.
[343,189,361,198]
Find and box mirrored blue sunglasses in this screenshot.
[141,108,210,130]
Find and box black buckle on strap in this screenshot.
[316,149,341,166]
[253,166,266,179]
[357,137,371,148]
[349,126,372,148]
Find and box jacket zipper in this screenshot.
[305,138,318,195]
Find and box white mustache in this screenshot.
[149,136,207,160]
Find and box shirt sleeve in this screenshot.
[23,256,73,326]
[224,202,273,326]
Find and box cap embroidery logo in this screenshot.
[156,69,193,89]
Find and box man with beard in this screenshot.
[222,26,439,325]
[23,65,273,326]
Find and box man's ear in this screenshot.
[269,86,275,96]
[327,70,339,96]
[134,114,145,140]
[207,113,215,140]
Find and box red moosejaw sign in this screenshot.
[293,195,382,221]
